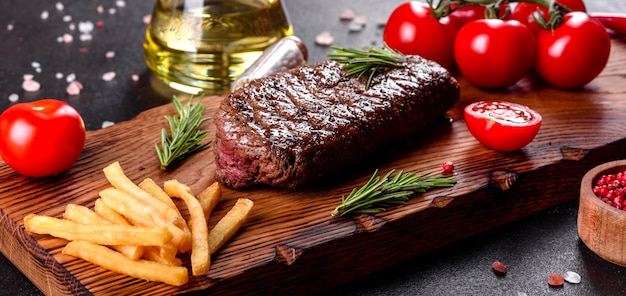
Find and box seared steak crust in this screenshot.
[214,58,460,188]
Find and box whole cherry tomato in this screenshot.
[449,3,510,25]
[464,101,542,152]
[384,1,460,69]
[454,19,535,88]
[448,4,487,25]
[510,0,586,30]
[0,99,86,177]
[535,12,611,88]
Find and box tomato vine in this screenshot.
[426,0,572,29]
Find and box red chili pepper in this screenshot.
[590,12,626,36]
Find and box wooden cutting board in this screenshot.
[2,38,626,295]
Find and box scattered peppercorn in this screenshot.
[442,161,455,173]
[592,170,626,210]
[548,273,564,287]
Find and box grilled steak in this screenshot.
[214,58,460,189]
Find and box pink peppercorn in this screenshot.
[593,170,626,211]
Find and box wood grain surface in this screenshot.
[1,38,626,295]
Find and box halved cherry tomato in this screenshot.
[464,101,542,152]
[383,1,460,69]
[0,99,86,177]
[454,19,535,88]
[535,12,611,88]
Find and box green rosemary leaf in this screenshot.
[331,169,456,218]
[155,95,211,171]
[327,43,410,89]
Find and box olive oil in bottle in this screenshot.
[144,0,293,94]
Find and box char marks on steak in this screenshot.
[214,58,460,188]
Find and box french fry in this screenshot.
[164,180,210,276]
[139,178,178,209]
[98,187,187,249]
[63,204,144,260]
[139,178,192,252]
[63,203,105,225]
[197,182,222,222]
[142,246,183,266]
[24,214,172,247]
[94,198,132,226]
[63,240,189,287]
[209,198,254,254]
[103,162,185,229]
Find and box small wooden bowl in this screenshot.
[578,160,626,267]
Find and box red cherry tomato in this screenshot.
[0,99,86,177]
[448,5,487,25]
[464,101,542,152]
[454,19,535,88]
[535,12,611,88]
[449,3,510,25]
[510,0,586,33]
[511,0,586,23]
[383,1,460,69]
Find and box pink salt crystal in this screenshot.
[66,80,83,95]
[105,51,115,58]
[63,33,73,43]
[7,24,14,31]
[143,14,152,25]
[356,15,368,26]
[97,5,104,13]
[79,48,88,53]
[348,21,363,32]
[102,71,116,81]
[102,121,115,128]
[340,9,355,21]
[8,93,19,103]
[315,31,334,46]
[79,34,92,41]
[131,74,139,82]
[23,74,34,81]
[22,79,41,92]
[97,21,104,28]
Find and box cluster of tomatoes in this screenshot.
[383,0,612,89]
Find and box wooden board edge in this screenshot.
[0,207,89,295]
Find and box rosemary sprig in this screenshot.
[327,44,413,88]
[331,169,457,218]
[155,95,211,171]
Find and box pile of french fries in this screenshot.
[23,161,254,286]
